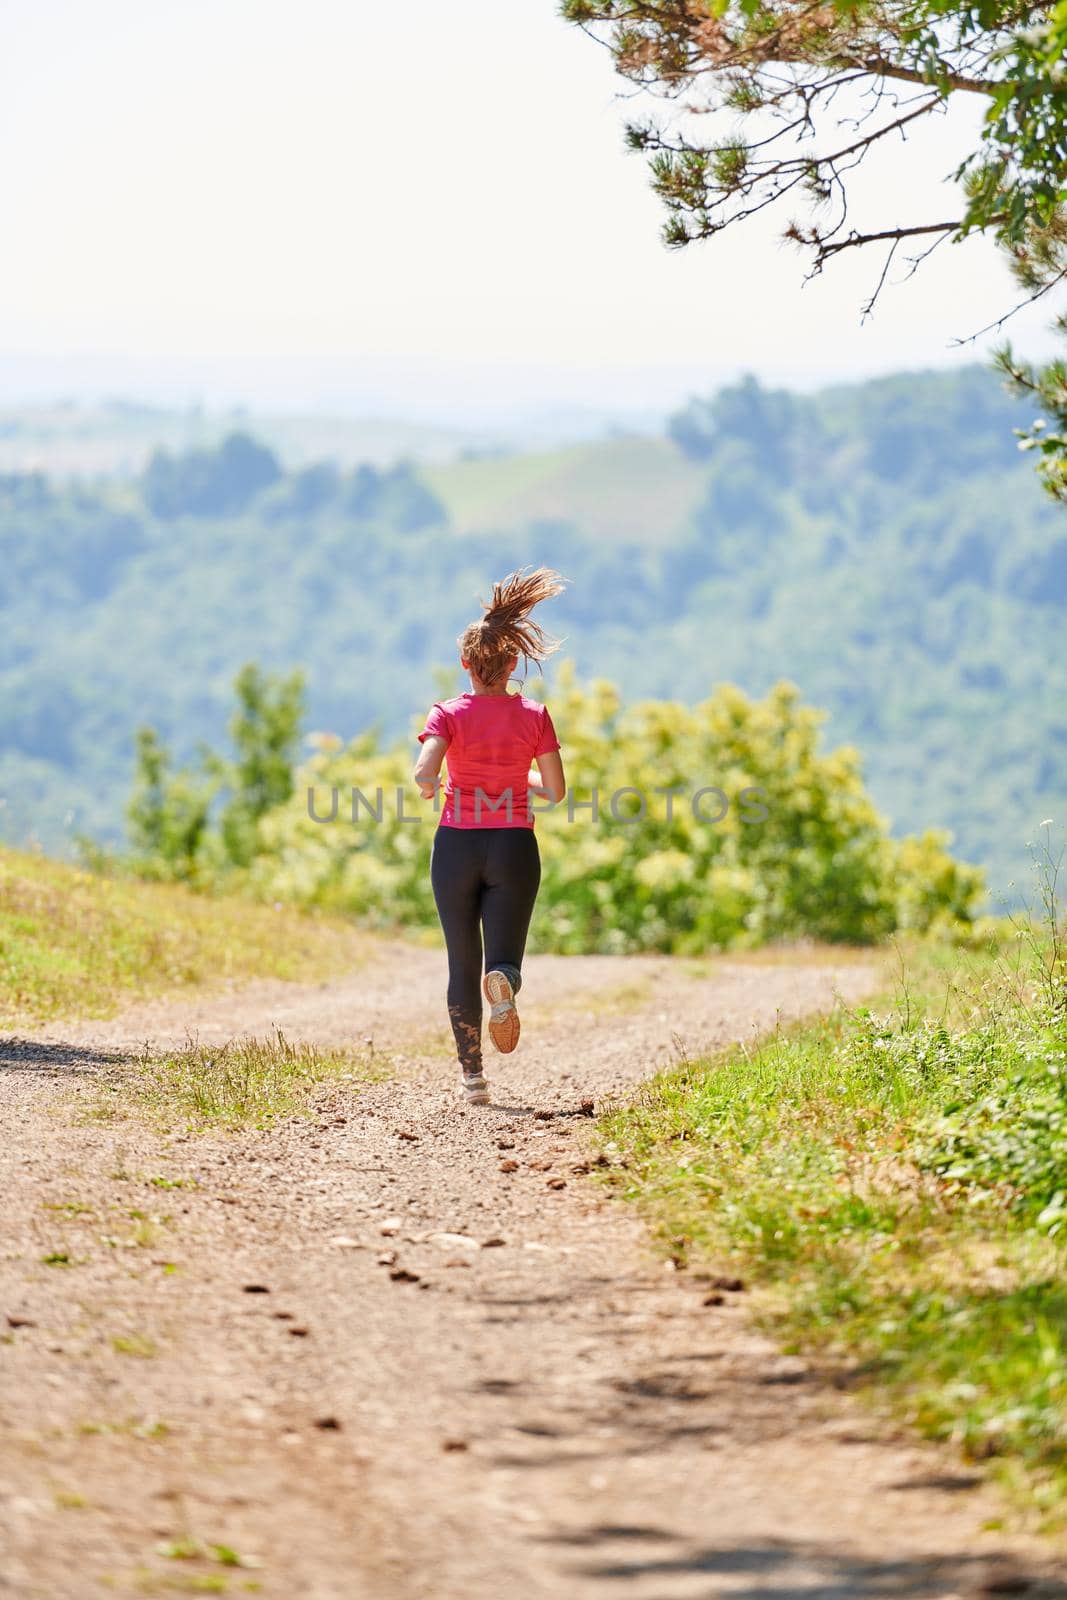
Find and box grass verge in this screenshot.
[0,846,370,1027]
[91,1028,386,1129]
[598,890,1067,1526]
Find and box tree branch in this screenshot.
[839,56,1000,96]
[815,219,964,262]
[951,266,1067,346]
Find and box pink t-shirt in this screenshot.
[417,692,560,829]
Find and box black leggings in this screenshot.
[430,825,542,1073]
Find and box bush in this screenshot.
[240,666,984,951]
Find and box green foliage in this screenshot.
[561,0,1067,493]
[561,0,1067,248]
[341,461,445,531]
[214,664,306,869]
[918,1033,1067,1231]
[595,849,1067,1510]
[126,728,213,883]
[913,846,1067,1224]
[126,665,306,878]
[996,211,1067,502]
[233,665,982,950]
[143,431,282,519]
[0,368,1061,903]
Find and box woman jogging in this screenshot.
[413,568,567,1104]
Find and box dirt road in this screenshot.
[2,945,1065,1598]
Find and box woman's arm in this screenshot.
[529,750,566,804]
[413,734,448,799]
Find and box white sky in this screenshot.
[0,0,1058,424]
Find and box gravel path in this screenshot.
[2,944,1065,1598]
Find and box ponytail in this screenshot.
[458,566,566,687]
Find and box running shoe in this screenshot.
[483,970,520,1054]
[462,1071,490,1105]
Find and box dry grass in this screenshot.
[0,846,370,1028]
[91,1028,385,1129]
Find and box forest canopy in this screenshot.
[0,368,1062,901]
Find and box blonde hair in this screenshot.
[458,566,566,688]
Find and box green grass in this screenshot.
[92,1028,385,1130]
[597,923,1067,1525]
[0,846,370,1027]
[423,435,706,545]
[111,1333,158,1359]
[75,1416,170,1439]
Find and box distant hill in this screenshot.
[423,435,706,545]
[2,365,1064,902]
[0,400,501,478]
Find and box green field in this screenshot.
[424,434,707,544]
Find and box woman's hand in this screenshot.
[529,753,566,804]
[413,734,448,800]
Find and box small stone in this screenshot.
[330,1236,364,1250]
[702,1292,725,1306]
[442,1438,468,1452]
[242,1284,270,1295]
[6,1315,36,1329]
[579,1098,595,1116]
[389,1268,420,1284]
[496,1140,515,1150]
[499,1160,519,1174]
[547,1178,567,1191]
[287,1326,311,1337]
[397,1130,419,1142]
[379,1218,402,1236]
[376,1251,398,1267]
[708,1275,746,1293]
[482,1237,506,1249]
[314,1416,342,1431]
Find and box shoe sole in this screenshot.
[483,971,520,1054]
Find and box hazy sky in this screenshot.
[1,0,1059,423]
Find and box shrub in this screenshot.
[241,666,984,951]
